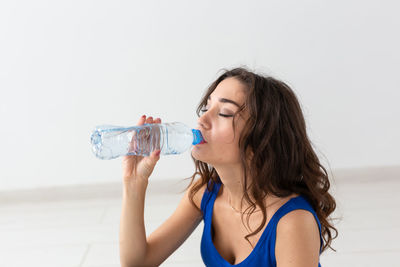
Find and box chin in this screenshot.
[191,149,209,164]
[191,149,201,160]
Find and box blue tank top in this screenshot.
[200,181,323,267]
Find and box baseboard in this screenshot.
[1,165,398,205]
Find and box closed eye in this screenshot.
[200,109,233,117]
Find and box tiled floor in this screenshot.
[0,166,399,267]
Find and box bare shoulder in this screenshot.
[278,209,320,232]
[275,209,321,266]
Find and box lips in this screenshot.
[197,129,208,144]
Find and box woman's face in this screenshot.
[192,77,249,166]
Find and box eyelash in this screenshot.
[200,109,233,117]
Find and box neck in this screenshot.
[212,163,284,214]
[212,163,256,212]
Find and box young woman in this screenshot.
[119,67,337,267]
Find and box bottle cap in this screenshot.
[192,129,205,145]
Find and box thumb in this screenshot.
[152,149,161,161]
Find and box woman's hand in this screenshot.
[122,115,162,187]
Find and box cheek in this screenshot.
[214,133,234,145]
[215,123,243,146]
[215,122,245,156]
[213,125,237,144]
[212,131,241,157]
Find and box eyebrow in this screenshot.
[207,95,240,108]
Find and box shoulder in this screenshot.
[278,209,320,233]
[275,209,321,266]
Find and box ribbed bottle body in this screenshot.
[90,122,196,160]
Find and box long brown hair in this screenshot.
[184,66,338,252]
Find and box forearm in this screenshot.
[119,181,148,267]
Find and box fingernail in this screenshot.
[142,115,146,118]
[155,150,161,156]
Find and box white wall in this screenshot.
[1,0,399,191]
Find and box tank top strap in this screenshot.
[272,196,322,228]
[200,180,222,217]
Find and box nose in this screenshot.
[196,116,209,143]
[197,114,209,131]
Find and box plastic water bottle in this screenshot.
[90,122,206,160]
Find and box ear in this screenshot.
[245,146,254,166]
[246,146,254,159]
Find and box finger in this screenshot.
[150,149,161,159]
[146,116,153,124]
[137,115,146,126]
[128,115,146,154]
[154,118,161,123]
